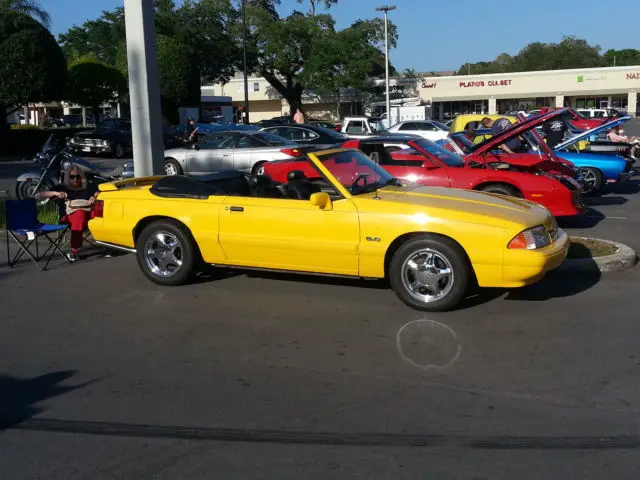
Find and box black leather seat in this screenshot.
[286,170,320,200]
[250,175,283,198]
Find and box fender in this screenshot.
[16,171,46,182]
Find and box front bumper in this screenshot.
[498,228,570,287]
[71,143,111,155]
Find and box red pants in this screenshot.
[60,210,95,252]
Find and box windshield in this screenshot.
[369,119,386,132]
[253,132,295,146]
[431,120,449,131]
[315,149,399,195]
[412,139,465,167]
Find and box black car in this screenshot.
[69,118,133,158]
[259,124,348,150]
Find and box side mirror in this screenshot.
[309,191,332,211]
[192,143,200,151]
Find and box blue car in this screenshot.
[552,116,635,193]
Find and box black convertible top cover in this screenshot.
[150,170,251,199]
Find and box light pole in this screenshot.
[376,5,395,126]
[242,0,250,124]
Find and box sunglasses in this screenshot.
[69,174,81,180]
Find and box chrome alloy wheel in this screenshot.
[164,162,179,176]
[400,249,454,303]
[144,231,184,277]
[579,168,597,192]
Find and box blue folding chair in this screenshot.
[5,199,70,271]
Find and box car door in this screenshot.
[380,150,451,187]
[233,134,265,171]
[189,133,237,174]
[218,160,360,275]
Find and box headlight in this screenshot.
[102,140,109,146]
[508,225,551,250]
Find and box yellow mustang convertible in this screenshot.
[89,148,569,312]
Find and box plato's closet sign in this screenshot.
[459,79,512,88]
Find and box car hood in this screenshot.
[365,184,549,229]
[554,115,632,151]
[74,130,109,139]
[472,108,571,157]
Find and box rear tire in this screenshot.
[164,158,183,176]
[136,220,197,286]
[389,235,470,312]
[479,184,521,197]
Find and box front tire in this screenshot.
[251,161,267,176]
[389,235,470,312]
[578,167,604,194]
[479,184,521,197]
[164,158,183,176]
[113,143,126,159]
[136,220,197,286]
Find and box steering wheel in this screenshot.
[351,173,370,195]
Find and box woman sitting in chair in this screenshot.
[38,165,98,262]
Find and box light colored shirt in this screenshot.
[293,111,305,124]
[607,131,628,143]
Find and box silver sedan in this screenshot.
[163,130,302,176]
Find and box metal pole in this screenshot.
[124,0,165,177]
[376,6,395,126]
[242,0,250,124]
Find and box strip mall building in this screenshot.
[204,65,640,122]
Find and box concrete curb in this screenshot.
[555,237,638,274]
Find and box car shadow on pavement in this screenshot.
[0,370,99,430]
[582,195,628,207]
[557,207,606,229]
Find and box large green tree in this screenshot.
[601,48,640,67]
[116,35,200,124]
[0,12,67,132]
[0,0,50,27]
[295,0,338,15]
[242,3,397,114]
[59,0,239,85]
[65,57,127,124]
[458,37,604,75]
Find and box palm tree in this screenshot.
[0,0,51,28]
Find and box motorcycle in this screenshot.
[15,134,134,202]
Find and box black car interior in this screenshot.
[149,169,334,201]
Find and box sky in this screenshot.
[42,0,640,72]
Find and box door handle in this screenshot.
[222,154,231,157]
[229,206,244,212]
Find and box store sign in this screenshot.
[421,82,437,89]
[627,73,640,80]
[459,79,512,88]
[577,75,607,82]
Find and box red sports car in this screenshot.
[337,136,585,218]
[537,107,606,130]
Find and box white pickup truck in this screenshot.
[340,116,388,138]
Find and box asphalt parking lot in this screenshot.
[2,157,640,477]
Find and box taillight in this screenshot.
[280,148,303,157]
[93,199,104,217]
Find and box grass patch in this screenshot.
[568,237,618,259]
[0,199,60,229]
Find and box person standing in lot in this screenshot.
[481,117,523,153]
[294,108,305,124]
[542,118,568,149]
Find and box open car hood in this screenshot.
[470,108,571,158]
[554,115,632,151]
